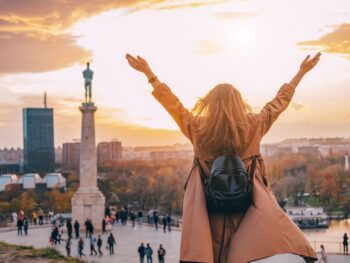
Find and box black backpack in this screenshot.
[195,154,258,213]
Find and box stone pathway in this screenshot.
[0,223,181,263]
[0,223,349,262]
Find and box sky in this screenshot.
[0,0,350,148]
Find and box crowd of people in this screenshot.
[19,207,172,262]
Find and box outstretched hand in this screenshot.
[299,52,321,74]
[125,53,151,75]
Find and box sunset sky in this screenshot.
[0,0,350,148]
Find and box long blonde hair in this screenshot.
[192,83,251,157]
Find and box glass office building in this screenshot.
[23,108,55,173]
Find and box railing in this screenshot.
[310,240,345,254]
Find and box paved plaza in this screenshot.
[1,223,350,262]
[0,223,181,263]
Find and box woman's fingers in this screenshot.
[302,55,311,65]
[310,52,321,62]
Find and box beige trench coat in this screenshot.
[152,82,318,263]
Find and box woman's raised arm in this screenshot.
[259,52,321,135]
[125,53,194,141]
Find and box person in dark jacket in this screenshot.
[65,237,71,257]
[166,214,172,232]
[78,237,85,257]
[107,233,116,255]
[162,216,167,233]
[138,242,146,263]
[145,243,153,263]
[17,218,23,236]
[153,212,159,231]
[74,220,80,239]
[51,226,59,245]
[157,244,166,263]
[23,217,29,235]
[102,218,106,234]
[130,210,136,227]
[343,233,349,255]
[84,219,90,237]
[138,211,143,225]
[66,219,73,239]
[97,235,103,256]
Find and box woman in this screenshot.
[126,52,320,263]
[320,245,328,263]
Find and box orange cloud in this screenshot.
[299,23,350,58]
[0,31,92,74]
[0,0,148,74]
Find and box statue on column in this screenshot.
[83,62,94,102]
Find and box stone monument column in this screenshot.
[71,64,105,230]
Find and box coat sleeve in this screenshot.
[258,83,296,135]
[152,83,194,141]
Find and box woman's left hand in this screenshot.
[126,53,152,75]
[299,52,321,74]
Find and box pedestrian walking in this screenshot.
[23,217,28,235]
[51,226,59,245]
[84,219,90,237]
[65,238,71,257]
[32,211,37,225]
[89,235,98,256]
[38,210,44,225]
[138,242,146,263]
[102,218,106,234]
[125,52,321,262]
[343,233,349,255]
[97,235,103,256]
[158,244,166,263]
[162,216,167,233]
[78,237,85,257]
[130,210,136,227]
[66,219,73,239]
[17,218,23,235]
[166,214,171,232]
[145,243,153,263]
[153,212,159,231]
[74,220,80,239]
[319,245,327,263]
[138,211,143,225]
[107,233,116,255]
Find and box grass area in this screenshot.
[0,241,85,263]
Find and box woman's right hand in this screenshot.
[299,52,321,75]
[126,53,152,75]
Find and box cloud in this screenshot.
[298,23,350,58]
[0,31,92,74]
[0,1,144,33]
[0,0,148,74]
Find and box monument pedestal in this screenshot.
[71,188,105,230]
[71,102,105,230]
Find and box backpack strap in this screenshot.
[194,157,209,186]
[184,157,209,191]
[248,155,258,181]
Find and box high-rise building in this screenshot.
[97,140,122,164]
[23,108,55,173]
[62,142,80,166]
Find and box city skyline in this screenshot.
[1,0,350,148]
